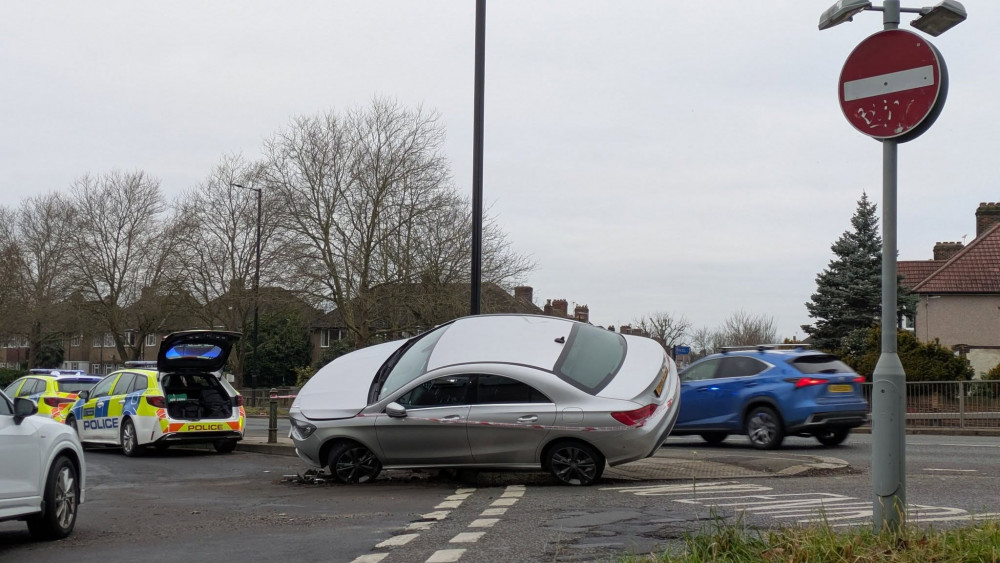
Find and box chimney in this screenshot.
[514,286,533,304]
[976,202,1000,238]
[933,241,964,261]
[573,304,589,323]
[543,299,553,316]
[552,299,568,318]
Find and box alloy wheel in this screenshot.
[52,465,77,530]
[549,445,599,486]
[333,447,381,483]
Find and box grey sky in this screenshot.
[1,1,994,340]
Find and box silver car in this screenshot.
[289,314,680,486]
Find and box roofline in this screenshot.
[912,221,1000,292]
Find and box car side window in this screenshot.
[112,373,136,395]
[716,356,769,379]
[476,375,551,404]
[90,376,116,399]
[2,379,21,397]
[131,375,149,393]
[397,375,473,408]
[0,393,11,415]
[680,359,720,382]
[18,378,43,397]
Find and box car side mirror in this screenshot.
[13,397,37,423]
[385,402,407,418]
[78,390,90,401]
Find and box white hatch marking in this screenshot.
[468,518,499,528]
[375,533,418,548]
[480,507,507,516]
[426,549,466,563]
[450,531,486,543]
[490,497,519,507]
[350,555,388,563]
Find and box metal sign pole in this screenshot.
[871,0,907,534]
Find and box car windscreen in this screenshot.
[57,380,98,393]
[552,323,626,394]
[376,324,451,401]
[789,355,855,374]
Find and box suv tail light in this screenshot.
[784,377,827,388]
[146,395,167,408]
[852,376,866,383]
[43,397,74,407]
[233,395,244,407]
[611,404,658,427]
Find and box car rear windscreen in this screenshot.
[57,380,97,393]
[790,355,855,374]
[553,323,626,394]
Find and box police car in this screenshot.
[3,370,103,423]
[65,330,246,456]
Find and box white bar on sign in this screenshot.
[843,65,934,101]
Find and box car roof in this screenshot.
[705,346,832,362]
[24,371,102,380]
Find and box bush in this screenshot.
[0,368,27,389]
[844,326,973,381]
[984,362,1000,381]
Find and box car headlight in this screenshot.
[289,416,317,440]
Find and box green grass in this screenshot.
[623,517,1000,562]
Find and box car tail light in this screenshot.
[784,377,828,388]
[611,404,658,427]
[852,376,866,383]
[146,395,167,408]
[234,395,244,407]
[43,397,73,407]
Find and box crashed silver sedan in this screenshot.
[289,314,680,486]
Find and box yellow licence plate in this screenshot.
[828,384,853,393]
[654,368,668,397]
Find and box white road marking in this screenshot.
[455,488,477,494]
[406,521,435,531]
[481,507,507,516]
[450,532,486,543]
[436,500,464,509]
[501,489,524,498]
[490,497,519,507]
[468,518,499,528]
[421,510,451,521]
[376,533,419,548]
[350,554,388,563]
[446,493,473,500]
[426,548,466,563]
[603,481,772,496]
[923,468,977,473]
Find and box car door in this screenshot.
[375,374,474,466]
[676,359,723,427]
[705,356,771,427]
[0,392,41,512]
[467,374,556,464]
[78,374,119,442]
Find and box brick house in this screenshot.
[899,202,1000,377]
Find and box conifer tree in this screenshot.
[802,193,916,352]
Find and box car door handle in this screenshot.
[517,415,539,423]
[697,388,711,392]
[439,415,463,421]
[744,382,758,387]
[118,400,126,405]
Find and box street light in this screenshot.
[819,0,966,34]
[231,183,262,389]
[911,0,967,36]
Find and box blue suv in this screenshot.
[672,346,869,449]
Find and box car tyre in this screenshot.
[327,442,382,484]
[815,428,851,447]
[120,418,143,457]
[699,432,728,445]
[745,406,784,450]
[545,441,604,486]
[26,456,79,540]
[213,439,238,454]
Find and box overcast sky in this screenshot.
[1,1,995,340]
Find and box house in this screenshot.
[899,202,1000,377]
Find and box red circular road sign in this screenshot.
[839,29,948,142]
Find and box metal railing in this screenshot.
[861,380,1000,429]
[241,387,299,408]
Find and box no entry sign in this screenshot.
[839,29,947,142]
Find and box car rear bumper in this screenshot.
[155,430,243,444]
[789,411,870,433]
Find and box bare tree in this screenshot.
[177,154,288,384]
[714,310,778,348]
[3,193,77,367]
[66,170,185,361]
[265,99,531,346]
[689,326,716,358]
[634,311,691,351]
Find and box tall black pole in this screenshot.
[252,187,262,387]
[471,0,485,315]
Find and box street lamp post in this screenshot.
[470,0,485,316]
[232,183,262,389]
[818,0,966,534]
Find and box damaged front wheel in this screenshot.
[327,442,382,484]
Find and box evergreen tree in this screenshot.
[802,193,916,352]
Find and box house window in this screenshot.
[71,335,82,347]
[103,333,115,347]
[320,329,331,348]
[124,331,136,346]
[145,333,156,347]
